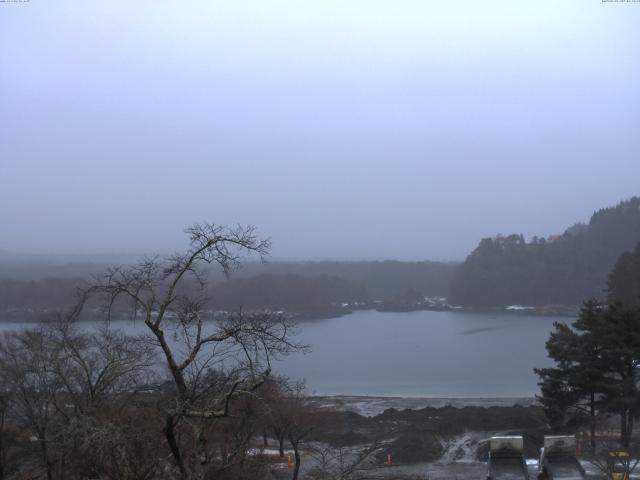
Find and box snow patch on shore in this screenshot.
[440,433,486,464]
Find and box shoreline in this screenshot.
[312,395,539,417]
[0,302,580,324]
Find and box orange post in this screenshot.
[288,454,293,468]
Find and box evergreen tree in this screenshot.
[537,300,640,447]
[535,366,576,431]
[597,302,640,446]
[608,242,640,308]
[536,245,640,448]
[535,300,607,453]
[451,197,640,307]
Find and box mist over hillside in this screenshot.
[449,197,640,307]
[0,255,457,320]
[3,196,639,316]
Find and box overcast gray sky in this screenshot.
[1,1,639,261]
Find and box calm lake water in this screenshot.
[0,309,569,398]
[280,310,569,397]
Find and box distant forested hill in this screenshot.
[232,260,457,299]
[449,197,640,307]
[0,259,457,320]
[0,274,369,320]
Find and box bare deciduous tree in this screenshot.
[589,442,640,480]
[261,377,316,479]
[285,385,315,480]
[76,223,305,480]
[0,319,162,480]
[306,442,384,480]
[50,321,157,414]
[0,328,61,480]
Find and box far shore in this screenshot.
[312,394,539,417]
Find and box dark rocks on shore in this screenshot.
[309,404,547,464]
[376,431,444,463]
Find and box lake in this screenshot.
[279,309,569,397]
[0,309,569,398]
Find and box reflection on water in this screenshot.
[457,325,505,335]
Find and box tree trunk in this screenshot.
[589,392,596,456]
[35,429,52,480]
[278,436,285,458]
[57,451,65,480]
[163,414,188,478]
[0,432,4,480]
[40,437,52,480]
[289,437,301,480]
[192,424,208,480]
[621,411,629,447]
[45,462,53,480]
[262,427,268,447]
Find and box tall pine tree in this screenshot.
[535,299,606,453]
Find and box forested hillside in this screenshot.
[0,274,369,320]
[234,260,457,299]
[0,260,457,320]
[0,257,456,320]
[449,197,640,307]
[607,241,640,307]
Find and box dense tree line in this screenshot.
[607,241,640,308]
[535,242,640,452]
[0,252,457,302]
[450,197,640,307]
[0,274,369,321]
[209,274,369,315]
[0,254,457,301]
[0,278,80,315]
[0,261,457,320]
[233,260,457,300]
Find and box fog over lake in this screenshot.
[0,310,566,398]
